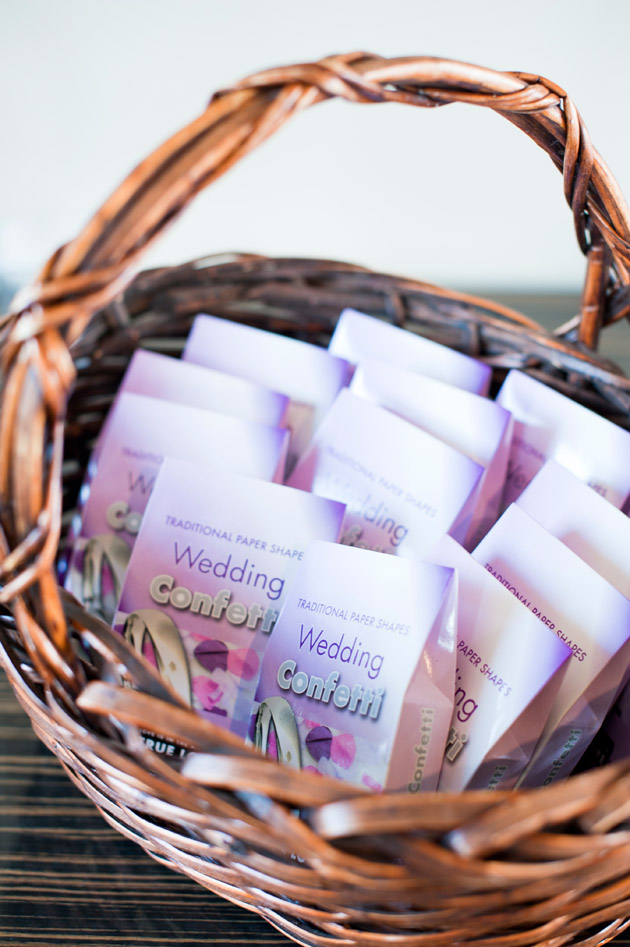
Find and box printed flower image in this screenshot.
[192,675,228,719]
[304,723,356,769]
[193,639,260,681]
[330,733,356,769]
[362,773,383,792]
[194,638,229,673]
[305,725,333,761]
[227,647,259,681]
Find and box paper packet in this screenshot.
[429,535,571,791]
[288,389,483,557]
[472,504,630,787]
[329,308,492,395]
[496,370,630,509]
[110,347,288,427]
[183,313,353,470]
[65,392,289,623]
[91,349,289,477]
[516,459,630,597]
[114,458,345,739]
[517,462,630,770]
[350,357,512,547]
[253,540,456,792]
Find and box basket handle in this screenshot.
[2,52,630,686]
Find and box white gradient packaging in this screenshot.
[350,358,513,548]
[183,313,353,469]
[328,308,492,395]
[430,535,571,792]
[517,460,630,597]
[108,348,289,430]
[114,460,346,739]
[496,370,630,509]
[65,392,289,625]
[517,462,630,768]
[288,390,484,558]
[253,540,456,792]
[472,504,630,787]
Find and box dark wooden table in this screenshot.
[4,669,630,947]
[2,294,630,946]
[0,670,287,946]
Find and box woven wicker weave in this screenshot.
[3,54,630,947]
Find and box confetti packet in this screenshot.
[253,540,456,792]
[114,458,345,739]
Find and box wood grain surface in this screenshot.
[0,670,287,946]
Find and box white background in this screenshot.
[1,0,629,293]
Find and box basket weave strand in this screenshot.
[3,55,630,947]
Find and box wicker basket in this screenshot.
[3,53,630,947]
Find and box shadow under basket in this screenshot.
[3,54,630,947]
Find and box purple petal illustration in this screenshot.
[194,639,228,673]
[306,726,332,762]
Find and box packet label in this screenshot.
[288,390,483,558]
[254,540,456,792]
[114,459,346,737]
[65,392,289,623]
[472,504,630,787]
[429,535,571,791]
